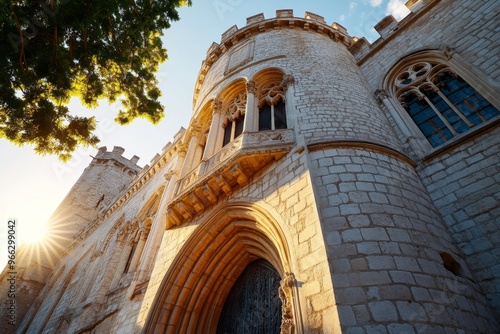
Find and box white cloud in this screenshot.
[386,0,411,20]
[349,2,358,10]
[369,0,383,7]
[339,14,346,22]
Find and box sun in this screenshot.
[11,193,56,245]
[20,219,48,244]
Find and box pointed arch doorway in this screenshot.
[143,203,300,334]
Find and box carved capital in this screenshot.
[246,80,258,95]
[117,224,130,242]
[90,251,103,260]
[212,99,223,115]
[177,143,188,157]
[375,89,389,101]
[190,122,203,137]
[138,227,150,240]
[164,170,176,181]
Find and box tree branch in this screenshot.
[13,12,27,69]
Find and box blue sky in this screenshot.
[0,1,410,247]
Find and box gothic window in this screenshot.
[123,242,137,273]
[394,61,499,147]
[222,92,247,147]
[258,82,287,131]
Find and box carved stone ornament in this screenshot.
[212,99,223,114]
[281,75,295,89]
[259,82,286,105]
[116,224,129,242]
[246,80,258,95]
[278,272,296,334]
[190,120,203,136]
[374,89,389,101]
[164,170,176,181]
[442,47,456,61]
[226,92,247,118]
[90,251,103,261]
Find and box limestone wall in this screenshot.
[195,21,401,152]
[358,0,500,320]
[309,146,498,332]
[416,128,500,317]
[136,145,340,333]
[18,147,179,333]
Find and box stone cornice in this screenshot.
[307,140,416,168]
[166,129,295,229]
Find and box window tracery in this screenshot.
[222,92,247,147]
[258,81,287,131]
[393,60,499,147]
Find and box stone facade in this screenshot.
[2,0,499,333]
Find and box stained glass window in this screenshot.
[395,62,499,147]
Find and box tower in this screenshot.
[47,146,141,250]
[0,146,140,333]
[142,7,499,333]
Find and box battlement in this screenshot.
[93,146,142,173]
[194,9,354,108]
[350,0,438,62]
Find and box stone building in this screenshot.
[2,0,499,333]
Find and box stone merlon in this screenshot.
[93,146,142,173]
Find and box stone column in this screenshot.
[202,99,224,159]
[134,171,178,284]
[375,89,413,138]
[243,80,258,133]
[375,89,430,158]
[180,122,202,178]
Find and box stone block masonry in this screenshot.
[417,128,500,319]
[309,146,498,333]
[7,3,499,333]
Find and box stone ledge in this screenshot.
[166,129,295,228]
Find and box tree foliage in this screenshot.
[1,0,191,160]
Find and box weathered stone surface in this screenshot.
[5,2,499,333]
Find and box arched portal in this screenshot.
[143,203,299,334]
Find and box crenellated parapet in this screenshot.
[350,0,439,62]
[193,9,354,108]
[92,146,142,175]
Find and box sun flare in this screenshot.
[11,193,57,245]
